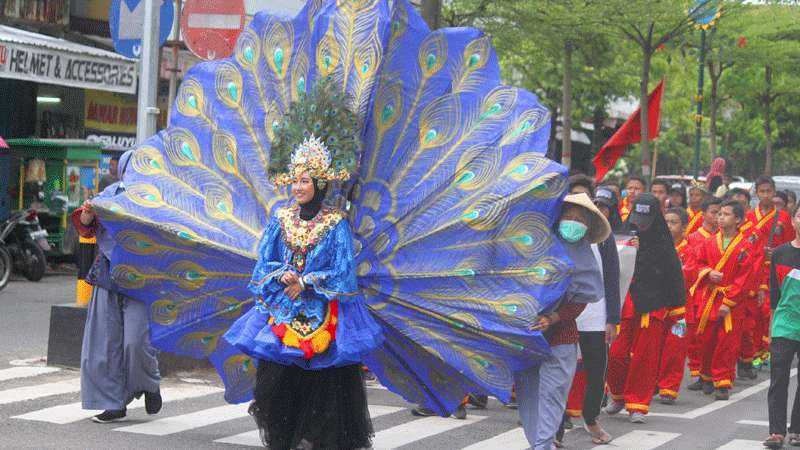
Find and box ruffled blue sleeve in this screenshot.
[303,219,360,302]
[248,218,286,297]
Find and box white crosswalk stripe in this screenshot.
[372,415,486,450]
[715,439,766,450]
[0,378,80,405]
[0,366,60,382]
[213,405,405,447]
[114,403,249,435]
[591,430,680,449]
[11,384,223,424]
[461,427,528,450]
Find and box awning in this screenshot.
[0,26,137,94]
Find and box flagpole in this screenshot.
[136,0,161,144]
[692,28,706,179]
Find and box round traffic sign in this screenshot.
[181,0,246,61]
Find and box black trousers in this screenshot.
[768,337,800,436]
[579,331,608,426]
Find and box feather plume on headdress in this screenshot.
[269,78,361,186]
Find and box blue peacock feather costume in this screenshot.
[92,0,573,415]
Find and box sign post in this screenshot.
[136,0,160,143]
[110,0,174,59]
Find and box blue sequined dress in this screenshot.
[224,205,383,368]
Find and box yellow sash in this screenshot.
[694,231,744,335]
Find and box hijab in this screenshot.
[626,193,686,313]
[299,178,328,220]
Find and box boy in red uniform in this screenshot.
[620,176,646,222]
[690,201,758,400]
[686,198,722,389]
[745,176,796,368]
[657,208,691,404]
[686,180,708,236]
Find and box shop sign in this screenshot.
[3,0,69,26]
[0,41,137,94]
[84,90,137,134]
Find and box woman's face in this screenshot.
[292,172,315,205]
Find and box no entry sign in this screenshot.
[180,0,246,60]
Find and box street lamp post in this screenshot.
[689,0,721,179]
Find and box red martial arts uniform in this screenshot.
[657,239,691,399]
[607,294,667,414]
[745,207,796,361]
[686,207,705,237]
[685,227,713,378]
[691,230,758,389]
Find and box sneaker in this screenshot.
[702,381,715,395]
[738,363,758,380]
[466,394,488,409]
[92,409,127,423]
[687,378,705,391]
[452,405,467,420]
[658,395,676,405]
[605,400,625,415]
[411,406,437,417]
[629,411,646,424]
[563,415,574,430]
[505,401,518,410]
[145,390,162,415]
[714,388,730,401]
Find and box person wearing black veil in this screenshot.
[605,193,686,424]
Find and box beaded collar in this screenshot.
[276,205,344,270]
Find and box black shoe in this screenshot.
[702,381,715,395]
[659,395,676,405]
[411,406,437,417]
[145,390,162,415]
[563,415,574,430]
[687,378,705,391]
[452,405,467,420]
[466,394,488,409]
[714,388,730,400]
[91,409,127,423]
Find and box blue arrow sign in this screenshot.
[110,0,174,59]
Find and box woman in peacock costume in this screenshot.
[91,0,572,446]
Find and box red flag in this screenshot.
[593,80,664,182]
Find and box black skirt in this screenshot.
[250,361,374,450]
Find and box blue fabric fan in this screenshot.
[93,0,572,413]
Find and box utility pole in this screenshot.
[421,0,441,30]
[167,0,182,125]
[136,0,161,143]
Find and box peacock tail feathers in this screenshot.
[94,0,571,410]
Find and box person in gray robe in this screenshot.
[72,150,161,423]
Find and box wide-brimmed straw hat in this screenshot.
[563,193,612,244]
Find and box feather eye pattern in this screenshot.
[96,0,571,409]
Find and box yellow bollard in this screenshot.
[76,235,96,306]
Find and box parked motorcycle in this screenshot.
[0,242,11,291]
[0,208,50,282]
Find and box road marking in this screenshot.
[0,378,80,405]
[591,430,680,449]
[650,368,796,420]
[114,403,249,435]
[0,366,60,382]
[461,427,527,450]
[715,439,765,449]
[12,384,223,424]
[214,405,405,447]
[372,415,486,450]
[737,419,768,426]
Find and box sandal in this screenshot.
[788,433,800,446]
[764,433,785,449]
[585,423,613,445]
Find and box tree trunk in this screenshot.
[591,106,604,156]
[561,41,573,169]
[421,0,441,29]
[708,62,720,160]
[639,47,652,179]
[763,65,773,176]
[547,106,559,160]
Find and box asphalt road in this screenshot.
[0,275,794,449]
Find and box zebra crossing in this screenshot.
[0,363,776,449]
